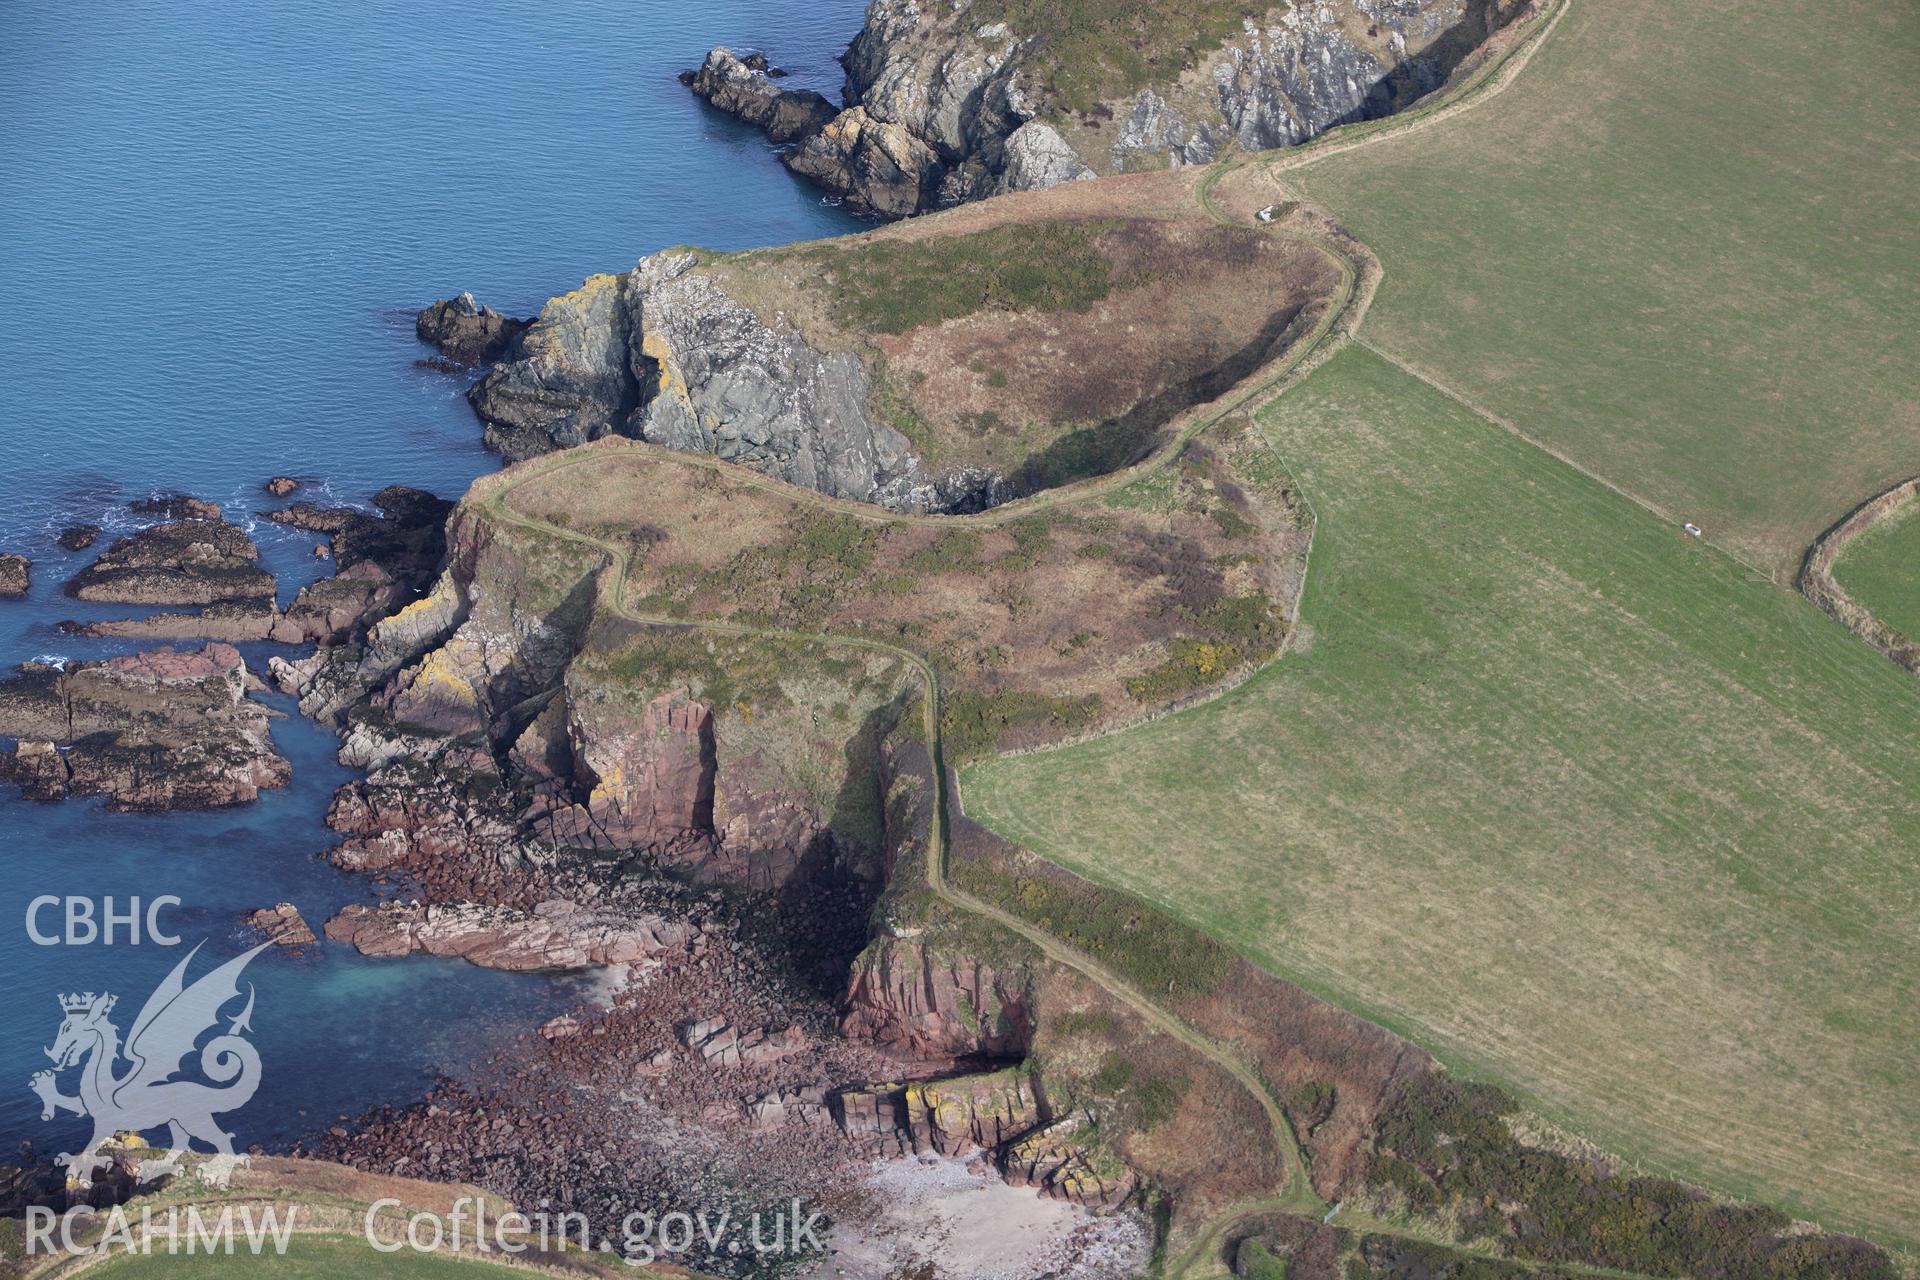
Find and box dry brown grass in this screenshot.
[498,416,1308,760]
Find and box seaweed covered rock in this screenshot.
[64,520,273,606]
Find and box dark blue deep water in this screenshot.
[0,0,862,1158]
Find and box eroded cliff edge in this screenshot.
[466,256,989,508]
[466,178,1349,502]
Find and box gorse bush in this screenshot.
[1368,1077,1900,1279]
[951,854,1234,996]
[940,689,1102,762]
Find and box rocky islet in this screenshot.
[0,643,289,811]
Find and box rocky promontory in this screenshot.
[689,0,1534,216]
[0,644,289,810]
[682,49,837,144]
[467,257,996,508]
[464,181,1344,516]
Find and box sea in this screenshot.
[0,0,864,1160]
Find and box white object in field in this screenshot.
[1256,204,1277,222]
[1683,522,1703,538]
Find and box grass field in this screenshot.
[1835,497,1920,641]
[1280,0,1920,579]
[82,1234,526,1278]
[962,347,1920,1246]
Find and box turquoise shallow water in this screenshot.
[0,0,863,1157]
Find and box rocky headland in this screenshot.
[687,0,1535,216]
[457,169,1348,524]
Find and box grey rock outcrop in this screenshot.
[785,107,948,218]
[690,0,1528,217]
[469,252,1008,511]
[990,121,1097,196]
[467,273,638,460]
[629,255,961,507]
[1116,0,1532,166]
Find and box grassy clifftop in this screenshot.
[495,407,1310,762]
[702,183,1345,494]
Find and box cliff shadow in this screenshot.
[1008,299,1311,496]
